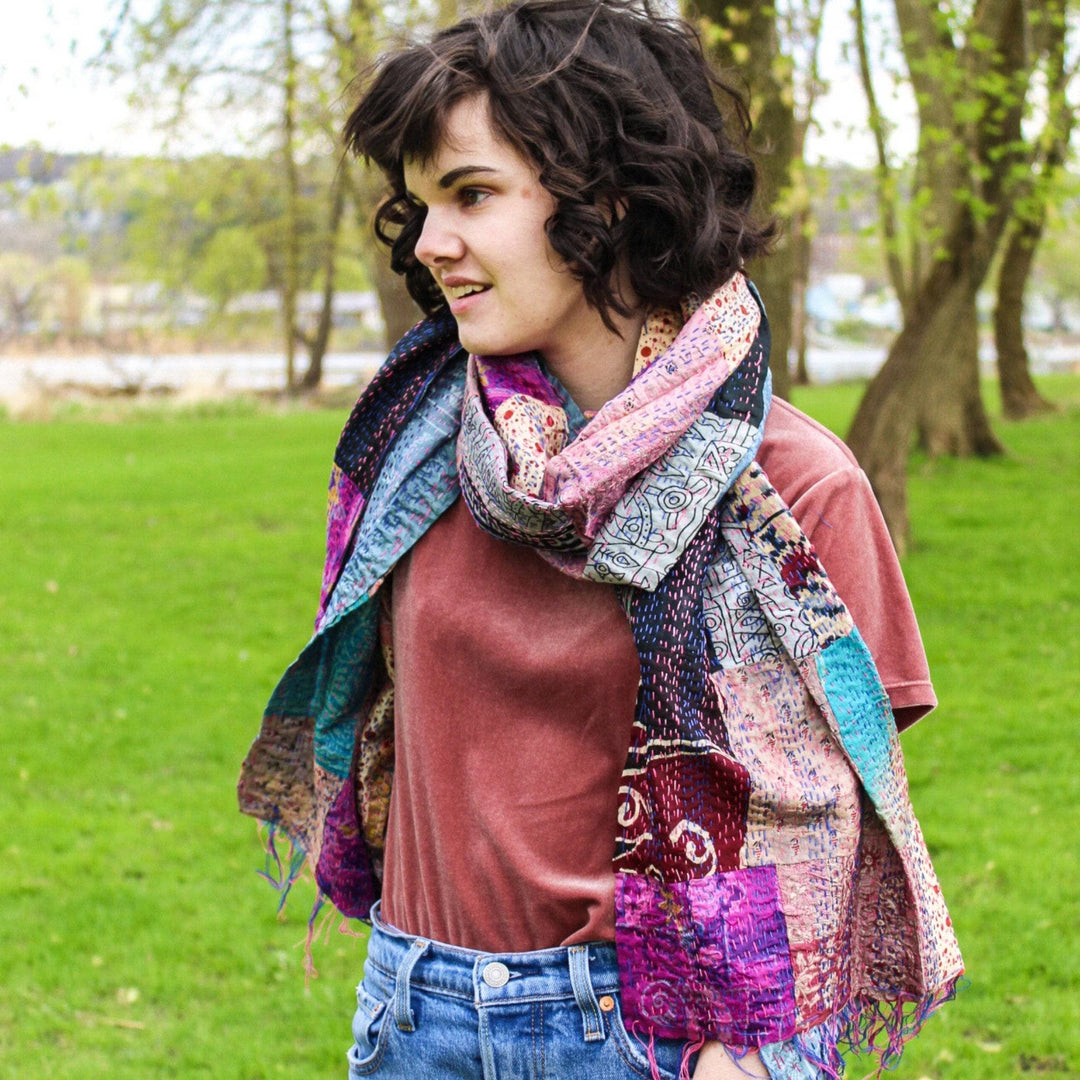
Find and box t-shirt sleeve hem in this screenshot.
[886,680,938,732]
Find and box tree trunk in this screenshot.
[298,167,348,391]
[848,231,1002,552]
[790,208,812,385]
[991,0,1069,422]
[744,84,794,402]
[281,0,301,394]
[847,0,1034,549]
[696,0,795,400]
[748,249,792,400]
[373,255,421,348]
[994,214,1056,420]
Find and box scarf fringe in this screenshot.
[297,892,369,984]
[631,976,962,1080]
[300,892,331,983]
[679,1034,707,1080]
[790,975,965,1078]
[255,821,308,912]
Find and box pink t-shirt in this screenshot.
[380,398,935,952]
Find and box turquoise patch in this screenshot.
[815,629,894,803]
[312,603,380,778]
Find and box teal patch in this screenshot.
[311,602,379,778]
[816,629,893,802]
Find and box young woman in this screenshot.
[238,2,963,1078]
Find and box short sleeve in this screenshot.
[790,465,936,731]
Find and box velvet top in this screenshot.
[381,397,935,952]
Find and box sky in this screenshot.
[0,0,916,166]
[2,0,167,157]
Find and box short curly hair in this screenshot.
[344,0,774,327]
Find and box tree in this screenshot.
[47,255,93,338]
[193,225,268,312]
[101,0,371,391]
[694,0,829,399]
[307,0,422,384]
[0,254,48,338]
[326,0,422,351]
[779,0,829,387]
[847,0,1041,551]
[992,0,1074,420]
[1031,188,1080,333]
[696,0,796,400]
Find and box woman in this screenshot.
[238,2,963,1077]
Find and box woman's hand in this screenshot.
[692,1041,769,1079]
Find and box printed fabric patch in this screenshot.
[615,868,798,1044]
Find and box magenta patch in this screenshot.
[615,868,797,1044]
[319,466,365,619]
[315,775,379,919]
[476,353,563,408]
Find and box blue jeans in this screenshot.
[348,903,698,1079]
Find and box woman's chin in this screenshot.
[456,333,528,359]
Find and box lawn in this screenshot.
[1,376,1077,1079]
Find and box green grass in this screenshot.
[1,376,1077,1078]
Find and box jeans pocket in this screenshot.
[604,994,685,1080]
[348,970,394,1077]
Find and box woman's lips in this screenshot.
[447,285,491,315]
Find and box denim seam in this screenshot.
[538,999,546,1079]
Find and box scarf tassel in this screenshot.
[255,820,308,912]
[785,974,966,1078]
[298,891,367,984]
[627,974,962,1080]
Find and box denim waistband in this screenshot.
[367,902,621,1022]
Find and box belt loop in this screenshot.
[568,945,605,1043]
[392,938,429,1032]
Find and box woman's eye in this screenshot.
[460,188,490,207]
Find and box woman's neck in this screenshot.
[541,305,647,413]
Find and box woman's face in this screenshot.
[403,96,600,364]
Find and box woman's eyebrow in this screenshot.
[438,165,497,188]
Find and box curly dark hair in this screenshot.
[343,0,775,327]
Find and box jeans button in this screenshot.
[482,962,510,987]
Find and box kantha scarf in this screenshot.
[238,272,963,1076]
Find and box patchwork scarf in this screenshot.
[238,273,963,1076]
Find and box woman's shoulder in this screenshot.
[758,396,862,506]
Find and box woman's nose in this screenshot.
[414,209,465,268]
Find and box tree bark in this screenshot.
[744,71,794,402]
[747,247,792,400]
[281,0,301,394]
[848,218,1002,552]
[994,214,1055,420]
[372,255,421,348]
[297,165,348,391]
[696,0,795,400]
[790,208,811,385]
[848,0,1030,547]
[993,0,1070,420]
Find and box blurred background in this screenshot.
[1,1,1077,1078]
